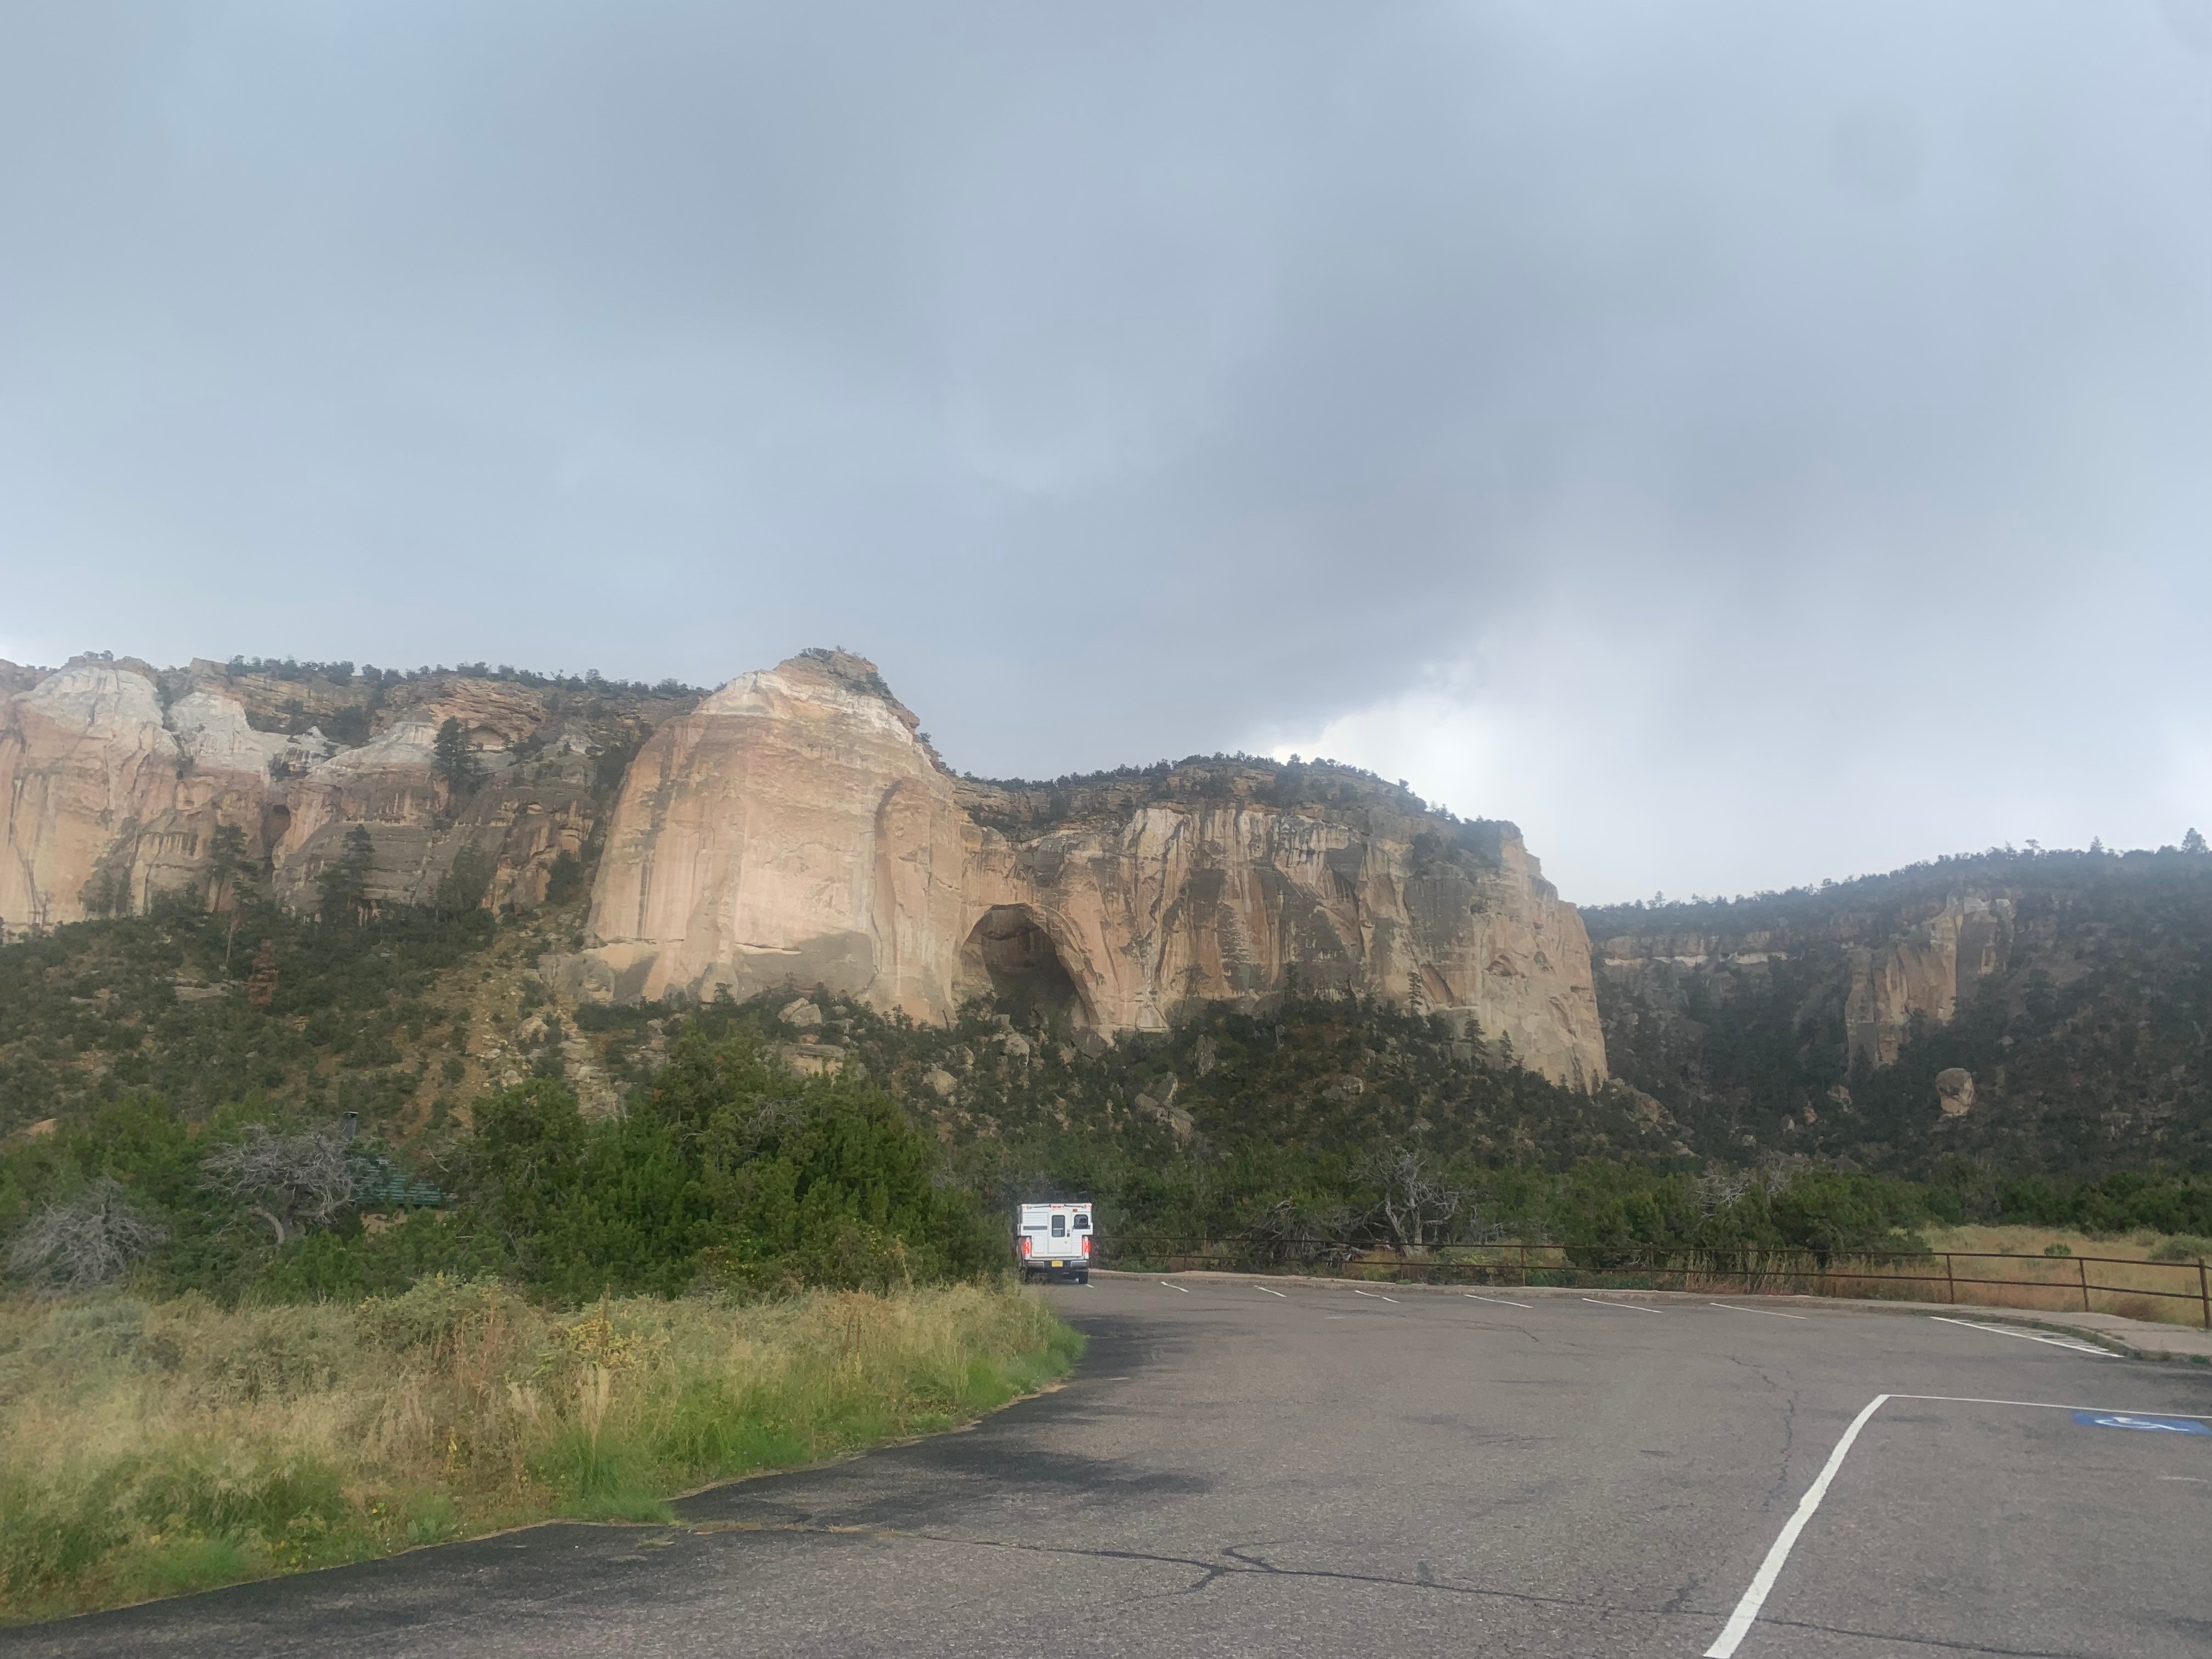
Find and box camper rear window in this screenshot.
[1074,1215,1091,1229]
[1051,1216,1067,1235]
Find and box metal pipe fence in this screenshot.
[1095,1237,2212,1330]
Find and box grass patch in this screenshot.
[0,1280,1080,1623]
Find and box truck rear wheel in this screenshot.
[1077,1271,1090,1285]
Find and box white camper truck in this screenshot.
[1015,1201,1093,1284]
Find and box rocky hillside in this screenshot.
[555,649,1607,1087]
[0,654,697,935]
[15,646,2210,1185]
[1585,845,2212,1177]
[3,650,1604,1090]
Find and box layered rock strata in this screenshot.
[0,657,673,933]
[1594,893,2017,1070]
[560,651,1607,1088]
[2,648,1611,1088]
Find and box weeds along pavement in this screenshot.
[0,1279,1081,1623]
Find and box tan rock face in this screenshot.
[3,648,1610,1088]
[573,650,971,1008]
[1596,892,2018,1071]
[1843,896,2014,1067]
[0,662,266,928]
[567,651,1607,1088]
[958,788,1605,1086]
[0,659,677,932]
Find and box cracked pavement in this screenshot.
[7,1277,2210,1658]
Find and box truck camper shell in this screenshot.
[1015,1200,1094,1283]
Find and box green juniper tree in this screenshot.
[204,823,250,911]
[432,717,486,800]
[204,821,253,969]
[318,826,377,926]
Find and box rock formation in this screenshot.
[1841,897,2013,1067]
[1595,893,2016,1070]
[2,647,1610,1090]
[1935,1067,1976,1116]
[0,661,221,931]
[0,656,685,935]
[557,650,1607,1088]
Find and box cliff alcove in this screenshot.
[961,905,1087,1027]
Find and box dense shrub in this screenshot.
[467,1034,1000,1300]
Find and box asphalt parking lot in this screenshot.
[7,1273,2208,1658]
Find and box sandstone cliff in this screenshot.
[558,651,1607,1088]
[0,657,687,935]
[1581,848,2212,1172]
[1595,892,2017,1071]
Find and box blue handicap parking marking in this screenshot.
[2070,1410,2212,1435]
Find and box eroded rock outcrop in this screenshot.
[560,651,1607,1087]
[1595,893,2016,1070]
[3,648,1610,1088]
[568,650,971,1012]
[0,657,684,932]
[0,661,208,929]
[1842,896,2013,1066]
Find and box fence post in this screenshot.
[2199,1260,2209,1332]
[1945,1254,1955,1305]
[2078,1255,2090,1313]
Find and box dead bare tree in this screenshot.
[1361,1148,1468,1252]
[1236,1199,1360,1271]
[200,1126,356,1246]
[1691,1169,1756,1216]
[3,1179,168,1295]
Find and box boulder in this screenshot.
[1134,1092,1197,1141]
[1936,1068,1977,1116]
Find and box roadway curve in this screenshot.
[7,1276,2210,1658]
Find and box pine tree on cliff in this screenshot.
[204,823,252,970]
[204,824,250,913]
[2186,828,2208,855]
[433,717,486,803]
[318,827,376,927]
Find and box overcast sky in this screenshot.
[3,2,2209,902]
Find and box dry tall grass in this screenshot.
[1285,1229,2212,1329]
[0,1279,1079,1623]
[1898,1224,2212,1326]
[1433,1231,2212,1326]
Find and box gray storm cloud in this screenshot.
[1,1,2207,900]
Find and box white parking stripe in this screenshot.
[1701,1390,2212,1656]
[1465,1293,1534,1309]
[1251,1283,1289,1298]
[1895,1393,2211,1417]
[1711,1302,1810,1320]
[1350,1288,1401,1304]
[1582,1297,1661,1313]
[1703,1394,1891,1658]
[1929,1316,2111,1356]
[1159,1281,1190,1294]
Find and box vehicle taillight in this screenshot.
[1019,1236,1033,1257]
[1081,1235,1092,1257]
